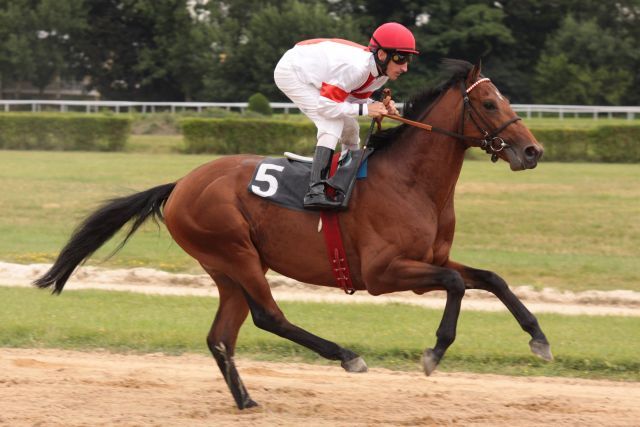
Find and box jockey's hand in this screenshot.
[386,99,400,116]
[367,102,388,119]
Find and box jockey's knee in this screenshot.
[317,133,339,150]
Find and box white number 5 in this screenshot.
[251,164,284,197]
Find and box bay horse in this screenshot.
[35,60,552,409]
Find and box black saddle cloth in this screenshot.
[247,150,370,211]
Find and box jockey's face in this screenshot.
[377,50,409,81]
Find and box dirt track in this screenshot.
[3,263,640,425]
[2,348,639,426]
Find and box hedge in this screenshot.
[531,125,640,163]
[180,118,316,154]
[182,117,640,162]
[0,113,131,151]
[181,118,381,155]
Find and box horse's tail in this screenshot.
[34,183,177,294]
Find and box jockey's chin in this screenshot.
[386,70,405,81]
[385,62,408,81]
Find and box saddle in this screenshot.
[248,149,372,211]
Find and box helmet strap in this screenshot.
[371,36,393,76]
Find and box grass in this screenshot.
[0,150,206,273]
[453,162,640,291]
[1,287,638,381]
[1,150,638,291]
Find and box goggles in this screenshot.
[390,52,413,65]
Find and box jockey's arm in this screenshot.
[317,83,365,119]
[317,88,396,120]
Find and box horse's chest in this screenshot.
[389,212,453,264]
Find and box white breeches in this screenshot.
[274,57,360,152]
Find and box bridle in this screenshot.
[458,78,522,162]
[382,77,522,162]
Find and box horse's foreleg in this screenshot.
[206,273,257,409]
[445,260,553,362]
[365,259,466,375]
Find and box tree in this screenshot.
[0,0,86,98]
[77,0,213,100]
[201,0,364,101]
[0,2,37,97]
[31,0,87,96]
[532,15,635,105]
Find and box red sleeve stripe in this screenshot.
[320,82,349,103]
[353,74,375,92]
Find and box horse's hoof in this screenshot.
[239,398,259,409]
[341,356,368,373]
[422,348,439,376]
[529,339,554,362]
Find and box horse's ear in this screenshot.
[467,59,482,84]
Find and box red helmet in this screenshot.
[369,22,419,54]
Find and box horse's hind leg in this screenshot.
[226,256,367,373]
[446,260,553,361]
[241,287,367,372]
[205,272,257,409]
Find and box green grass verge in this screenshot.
[1,150,637,291]
[2,287,638,381]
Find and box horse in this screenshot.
[35,59,552,410]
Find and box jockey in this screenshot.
[274,22,419,210]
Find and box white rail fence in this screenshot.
[1,99,639,119]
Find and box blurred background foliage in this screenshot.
[0,0,638,105]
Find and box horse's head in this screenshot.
[461,62,543,170]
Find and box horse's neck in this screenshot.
[376,100,467,208]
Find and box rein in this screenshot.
[380,78,522,162]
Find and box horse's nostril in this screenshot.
[524,145,542,160]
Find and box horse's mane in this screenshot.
[368,59,473,149]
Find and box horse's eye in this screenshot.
[483,101,497,111]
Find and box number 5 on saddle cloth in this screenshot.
[248,149,372,211]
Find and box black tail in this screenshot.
[33,183,176,294]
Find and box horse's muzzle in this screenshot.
[524,144,544,168]
[507,143,544,170]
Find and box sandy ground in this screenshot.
[1,348,639,427]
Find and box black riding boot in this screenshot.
[303,146,342,210]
